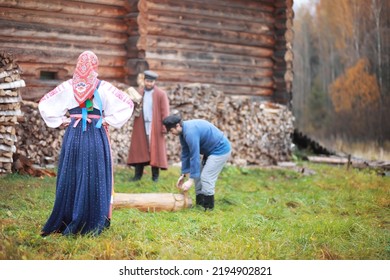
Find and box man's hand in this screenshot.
[181,178,194,192]
[176,174,185,189]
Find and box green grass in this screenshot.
[0,163,389,260]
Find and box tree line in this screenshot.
[292,0,389,151]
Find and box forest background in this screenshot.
[292,0,389,160]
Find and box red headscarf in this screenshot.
[72,51,99,105]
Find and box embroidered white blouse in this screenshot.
[39,80,134,129]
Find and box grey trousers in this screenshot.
[194,151,231,196]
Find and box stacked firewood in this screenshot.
[15,83,294,168]
[16,100,64,167]
[0,51,24,174]
[164,83,294,166]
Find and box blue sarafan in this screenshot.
[41,108,112,236]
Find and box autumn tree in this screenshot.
[330,59,380,138]
[330,59,379,113]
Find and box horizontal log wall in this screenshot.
[125,0,292,102]
[0,0,130,101]
[0,0,293,103]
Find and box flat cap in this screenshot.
[144,70,158,80]
[163,115,182,130]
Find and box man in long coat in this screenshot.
[127,70,170,182]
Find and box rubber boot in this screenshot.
[131,164,144,181]
[203,195,214,210]
[151,166,159,182]
[196,194,205,206]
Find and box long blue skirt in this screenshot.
[42,108,112,236]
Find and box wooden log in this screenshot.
[1,43,126,66]
[139,0,275,24]
[0,80,25,90]
[145,11,274,34]
[20,63,126,80]
[113,192,193,212]
[127,60,274,82]
[127,59,273,77]
[0,69,21,79]
[127,36,274,58]
[0,21,128,46]
[0,0,128,18]
[0,89,19,97]
[0,7,127,33]
[307,156,349,165]
[153,71,274,88]
[71,0,129,6]
[138,21,275,48]
[145,50,274,68]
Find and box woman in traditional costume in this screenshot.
[39,51,134,236]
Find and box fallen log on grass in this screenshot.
[307,155,390,175]
[113,192,193,212]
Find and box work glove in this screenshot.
[181,178,194,192]
[176,174,186,189]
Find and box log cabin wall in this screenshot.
[0,0,293,104]
[125,0,293,104]
[0,0,130,101]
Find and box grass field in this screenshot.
[0,162,389,260]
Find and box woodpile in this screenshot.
[15,83,294,168]
[16,100,64,168]
[165,83,294,166]
[12,153,56,177]
[0,51,24,174]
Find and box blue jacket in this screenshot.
[179,119,231,179]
